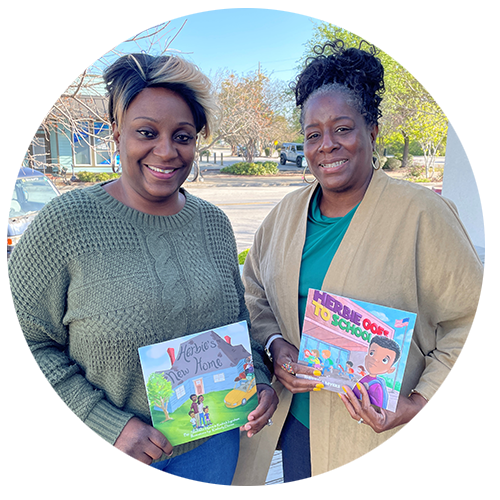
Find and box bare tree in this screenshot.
[207,71,296,160]
[7,8,182,170]
[185,70,297,181]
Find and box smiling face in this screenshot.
[302,91,378,198]
[111,86,196,215]
[364,343,397,376]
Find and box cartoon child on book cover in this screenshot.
[352,335,401,408]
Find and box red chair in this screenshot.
[434,413,485,486]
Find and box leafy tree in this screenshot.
[146,372,174,423]
[381,59,447,171]
[303,9,410,156]
[298,9,456,170]
[410,100,448,178]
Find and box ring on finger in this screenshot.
[267,418,273,426]
[358,417,364,424]
[281,362,295,375]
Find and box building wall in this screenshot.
[57,126,73,168]
[443,9,485,254]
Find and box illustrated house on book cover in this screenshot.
[159,330,253,414]
[297,289,416,412]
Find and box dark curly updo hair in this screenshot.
[293,39,385,129]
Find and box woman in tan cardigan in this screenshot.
[232,40,483,484]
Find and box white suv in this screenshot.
[280,143,304,167]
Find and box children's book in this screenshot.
[297,289,417,412]
[138,321,258,446]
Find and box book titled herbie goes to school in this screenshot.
[297,289,417,413]
[138,321,258,446]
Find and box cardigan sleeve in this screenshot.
[409,194,483,400]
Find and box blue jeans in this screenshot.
[279,412,312,482]
[46,429,240,486]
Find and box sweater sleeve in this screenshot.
[242,221,284,347]
[8,202,134,444]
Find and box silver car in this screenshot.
[280,143,305,167]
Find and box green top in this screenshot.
[290,187,359,428]
[8,183,271,460]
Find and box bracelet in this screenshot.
[410,389,439,418]
[264,334,283,362]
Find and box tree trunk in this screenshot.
[161,406,172,422]
[402,133,410,168]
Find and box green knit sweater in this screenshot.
[8,182,271,459]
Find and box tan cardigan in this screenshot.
[232,168,483,485]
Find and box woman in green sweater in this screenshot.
[8,53,277,485]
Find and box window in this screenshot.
[214,373,225,383]
[73,122,112,166]
[175,385,186,399]
[94,123,112,165]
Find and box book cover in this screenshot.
[297,289,417,412]
[138,321,258,446]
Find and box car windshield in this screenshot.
[10,176,59,218]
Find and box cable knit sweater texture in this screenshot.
[8,182,270,459]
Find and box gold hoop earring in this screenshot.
[302,161,316,184]
[372,149,382,170]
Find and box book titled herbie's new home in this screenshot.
[138,321,258,446]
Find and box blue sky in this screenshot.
[105,9,323,83]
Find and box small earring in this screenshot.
[111,151,121,173]
[372,149,382,170]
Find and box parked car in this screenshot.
[7,167,60,258]
[280,142,305,167]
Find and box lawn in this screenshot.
[151,388,258,446]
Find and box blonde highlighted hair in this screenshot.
[103,53,218,139]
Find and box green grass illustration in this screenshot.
[151,388,258,446]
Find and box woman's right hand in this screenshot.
[269,338,323,394]
[114,417,173,464]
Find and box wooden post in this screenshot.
[221,153,223,166]
[214,153,216,164]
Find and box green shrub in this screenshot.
[76,171,121,183]
[394,153,414,167]
[96,172,111,182]
[383,157,402,170]
[238,249,250,265]
[76,171,97,182]
[264,147,270,157]
[220,161,279,176]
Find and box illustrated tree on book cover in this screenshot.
[146,372,174,423]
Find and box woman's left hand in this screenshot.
[240,384,279,438]
[339,383,427,433]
